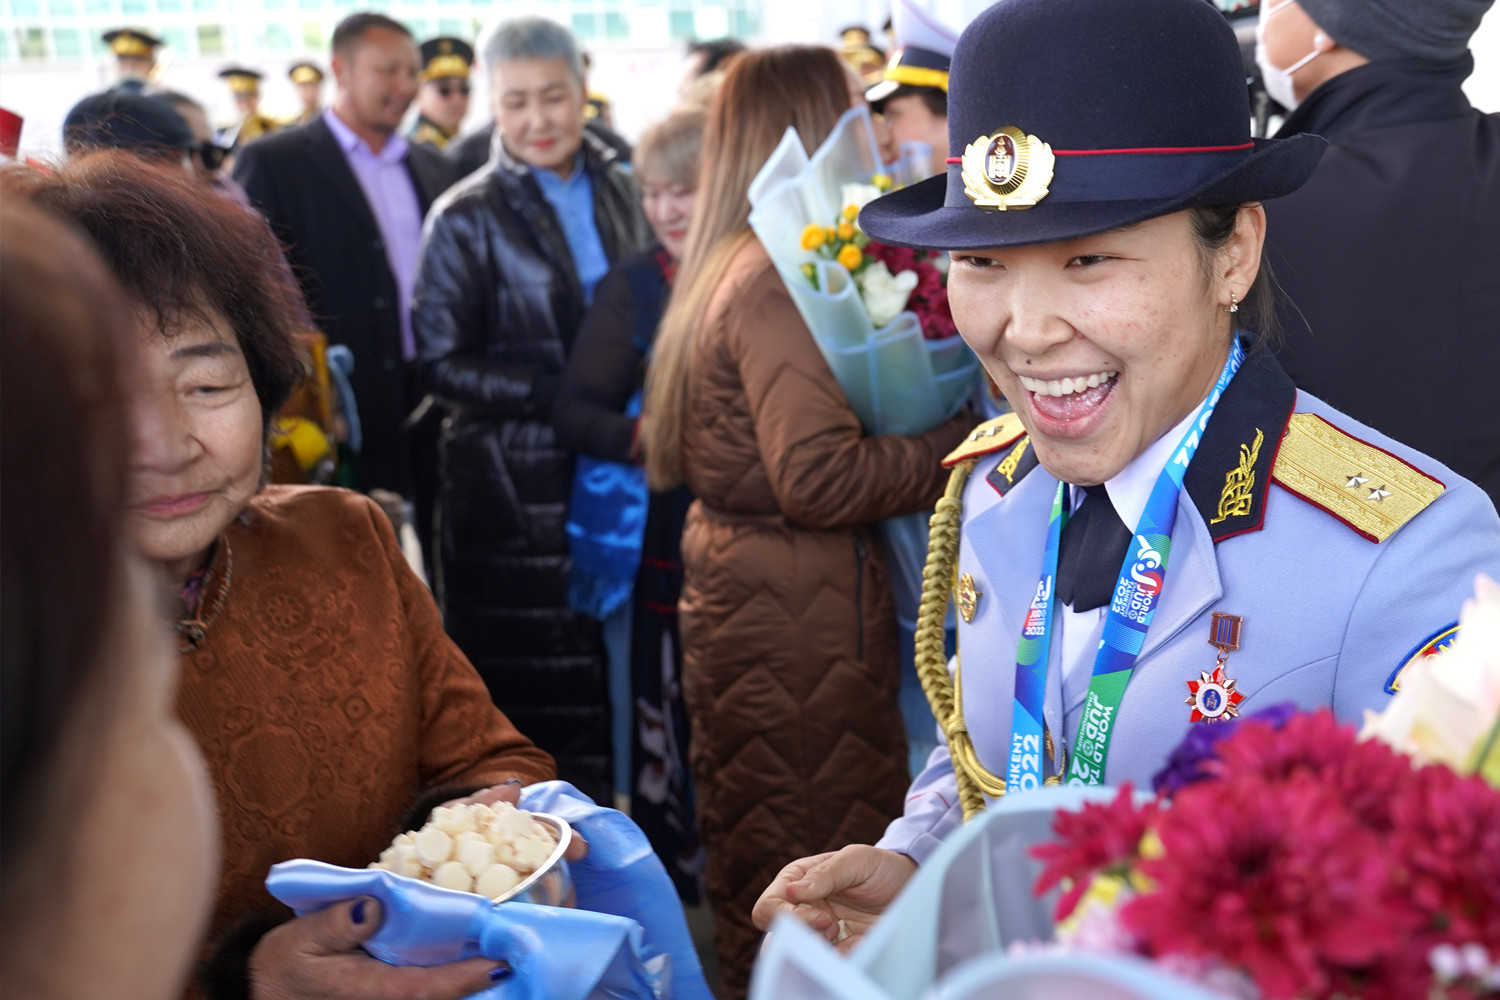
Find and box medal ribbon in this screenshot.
[1003,340,1246,791]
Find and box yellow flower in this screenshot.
[800,223,827,251]
[837,243,864,271]
[842,203,859,222]
[837,221,856,241]
[824,226,838,244]
[872,172,893,191]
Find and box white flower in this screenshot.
[856,260,918,327]
[839,182,885,216]
[1360,573,1500,772]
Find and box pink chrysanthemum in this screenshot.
[1031,784,1158,921]
[1125,773,1410,1000]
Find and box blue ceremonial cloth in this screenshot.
[265,781,712,1000]
[566,394,648,620]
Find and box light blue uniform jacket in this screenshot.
[878,353,1500,864]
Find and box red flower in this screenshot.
[1207,709,1411,832]
[866,241,959,340]
[1391,763,1500,951]
[1031,785,1158,921]
[1124,773,1411,1000]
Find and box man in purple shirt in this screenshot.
[235,12,456,500]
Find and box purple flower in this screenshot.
[1150,702,1297,796]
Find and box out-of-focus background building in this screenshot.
[0,0,886,157]
[2,0,1496,161]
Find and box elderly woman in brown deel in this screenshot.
[8,154,556,1000]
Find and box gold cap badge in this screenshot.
[962,125,1055,210]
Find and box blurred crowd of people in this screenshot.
[2,0,1498,998]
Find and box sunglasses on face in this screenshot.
[197,141,229,171]
[435,82,471,98]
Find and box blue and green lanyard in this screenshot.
[1005,340,1246,791]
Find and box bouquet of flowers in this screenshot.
[1028,576,1500,1000]
[747,106,979,628]
[749,578,1500,1000]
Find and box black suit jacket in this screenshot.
[234,115,457,494]
[1267,58,1500,508]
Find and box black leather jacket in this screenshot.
[412,129,649,803]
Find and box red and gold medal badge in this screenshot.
[1186,612,1245,723]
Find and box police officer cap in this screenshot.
[288,60,324,84]
[420,37,474,81]
[219,66,264,95]
[102,27,161,57]
[860,0,1328,251]
[63,91,194,155]
[866,0,958,108]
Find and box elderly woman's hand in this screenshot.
[249,897,508,1000]
[752,845,915,954]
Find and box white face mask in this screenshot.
[1255,0,1324,112]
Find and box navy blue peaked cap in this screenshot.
[861,0,1328,250]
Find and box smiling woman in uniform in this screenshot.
[753,0,1500,951]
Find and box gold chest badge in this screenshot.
[957,573,982,623]
[962,126,1056,210]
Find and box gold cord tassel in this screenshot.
[914,459,1003,820]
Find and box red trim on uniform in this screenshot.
[1268,411,1443,544]
[944,142,1254,164]
[1274,481,1381,543]
[1210,400,1296,545]
[1053,142,1255,156]
[1300,413,1446,490]
[941,427,1026,469]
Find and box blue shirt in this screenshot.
[532,155,610,305]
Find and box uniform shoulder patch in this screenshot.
[1385,621,1460,694]
[1271,412,1445,543]
[943,412,1026,468]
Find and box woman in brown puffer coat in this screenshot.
[643,48,970,999]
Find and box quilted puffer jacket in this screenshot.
[677,238,969,999]
[412,130,650,806]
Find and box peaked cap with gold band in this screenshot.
[103,27,161,59]
[865,0,958,108]
[859,0,1327,249]
[288,60,324,85]
[219,66,264,96]
[913,353,1450,818]
[420,37,473,82]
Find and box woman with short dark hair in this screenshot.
[9,153,555,1000]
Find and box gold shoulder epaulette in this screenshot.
[942,412,1026,468]
[1271,412,1445,542]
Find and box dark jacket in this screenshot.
[1266,57,1500,507]
[413,129,650,804]
[448,119,633,180]
[234,115,457,495]
[552,243,669,462]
